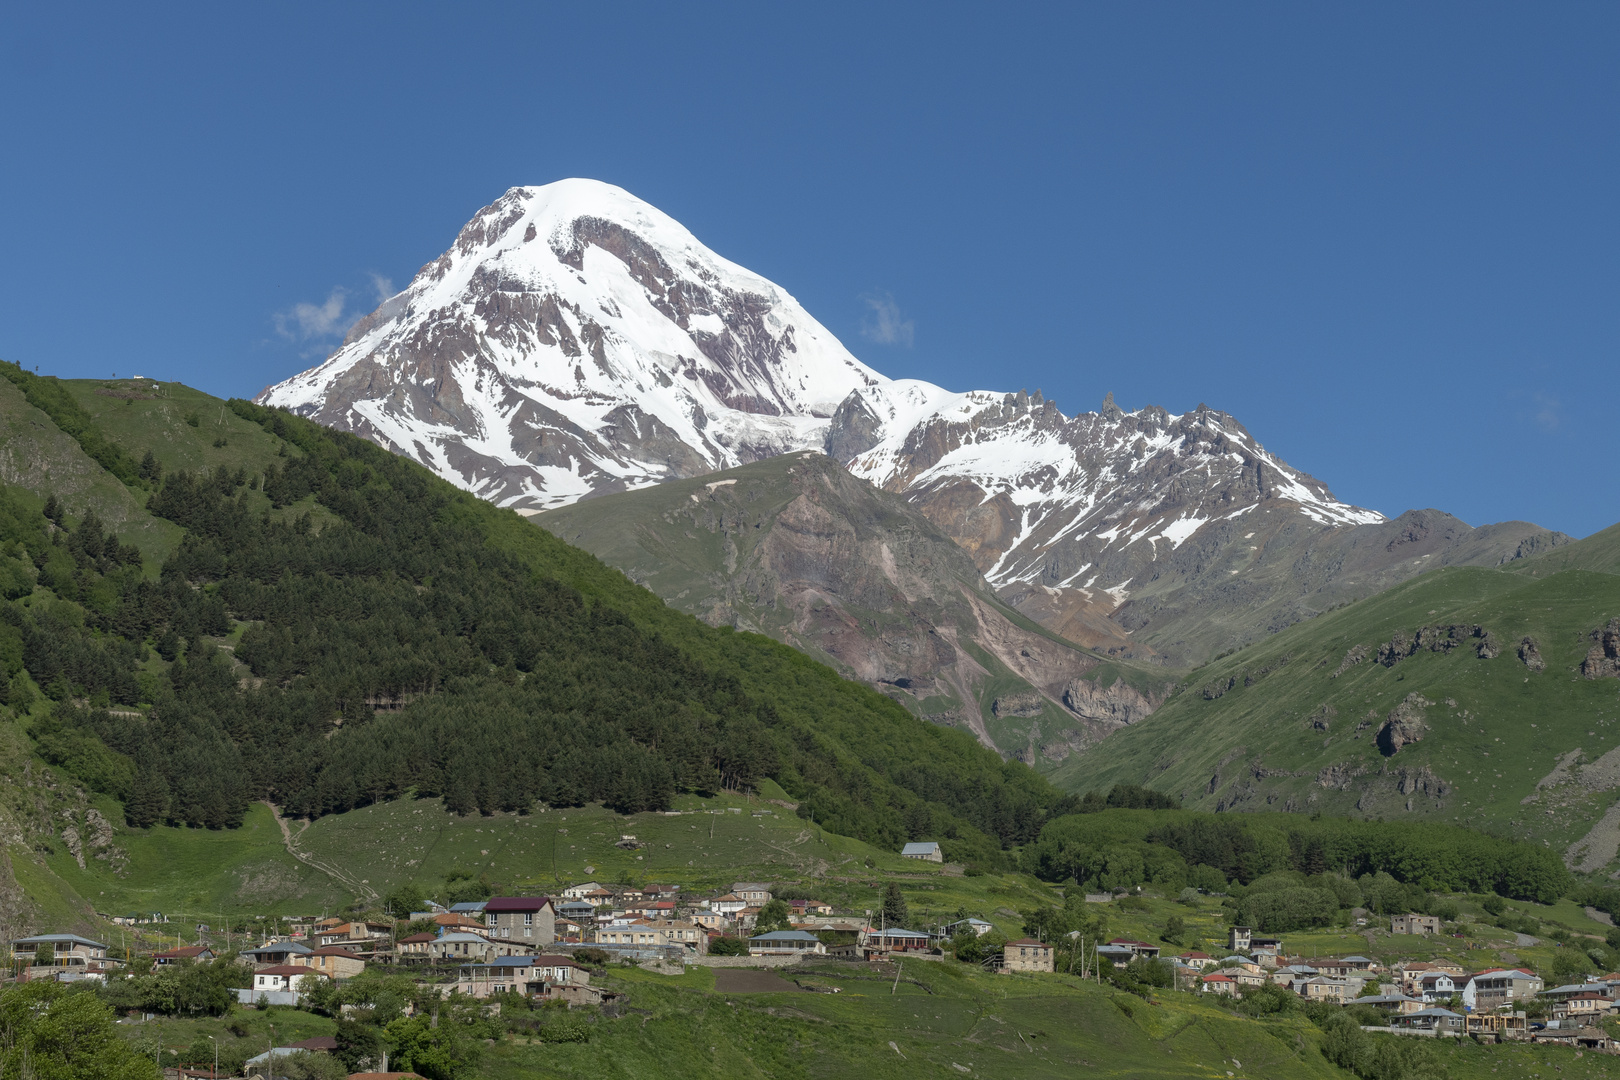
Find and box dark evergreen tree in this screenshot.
[881,882,909,929]
[124,768,170,828]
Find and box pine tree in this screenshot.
[882,882,909,929]
[125,769,170,828]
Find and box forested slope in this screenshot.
[0,365,1077,870]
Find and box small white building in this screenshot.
[901,842,943,863]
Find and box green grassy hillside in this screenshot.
[1052,562,1620,865]
[0,365,1095,933]
[1510,521,1620,578]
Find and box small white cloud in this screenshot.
[1532,392,1560,432]
[275,287,351,341]
[860,292,915,348]
[369,273,395,304]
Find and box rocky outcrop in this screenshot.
[1061,677,1160,726]
[1316,761,1361,789]
[1518,637,1546,672]
[1377,693,1432,756]
[1333,645,1369,678]
[1583,619,1620,680]
[1376,624,1497,667]
[1393,764,1448,797]
[539,453,1125,763]
[1308,704,1337,732]
[257,180,1570,670]
[991,692,1045,718]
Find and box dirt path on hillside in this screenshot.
[264,801,379,903]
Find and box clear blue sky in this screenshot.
[3,3,1616,537]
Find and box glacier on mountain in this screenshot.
[259,179,1402,660]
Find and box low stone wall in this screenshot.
[686,954,805,969]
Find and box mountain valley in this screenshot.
[538,451,1167,766]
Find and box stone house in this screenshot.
[1297,977,1351,1002]
[316,921,392,947]
[1001,938,1054,973]
[296,947,366,979]
[484,897,556,946]
[429,933,493,962]
[591,923,673,948]
[1552,991,1615,1022]
[1461,969,1543,1010]
[640,920,708,954]
[396,933,436,961]
[1391,913,1441,935]
[731,883,773,904]
[900,842,943,863]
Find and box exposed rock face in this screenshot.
[1377,693,1432,756]
[1316,761,1361,789]
[1393,764,1448,797]
[1061,677,1160,725]
[1519,637,1546,672]
[1333,645,1369,677]
[260,179,1570,667]
[991,692,1045,718]
[1376,624,1495,667]
[538,452,1159,761]
[1308,704,1337,732]
[1584,619,1620,679]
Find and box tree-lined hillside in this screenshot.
[0,366,1075,868]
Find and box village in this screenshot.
[12,828,1620,1079]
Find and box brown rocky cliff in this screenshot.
[538,453,1166,763]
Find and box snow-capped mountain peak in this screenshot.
[259,180,1401,663]
[261,179,881,508]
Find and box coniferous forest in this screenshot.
[0,367,1064,865]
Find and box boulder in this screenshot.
[1583,618,1620,680]
[1376,693,1432,756]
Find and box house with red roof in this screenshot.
[153,946,213,966]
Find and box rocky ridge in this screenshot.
[260,180,1569,666]
[538,451,1169,765]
